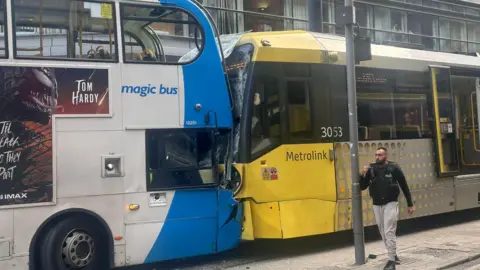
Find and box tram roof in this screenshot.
[236,30,480,72]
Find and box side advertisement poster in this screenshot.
[0,66,109,206]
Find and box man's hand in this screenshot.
[361,166,369,175]
[407,206,416,216]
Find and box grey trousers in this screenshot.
[373,201,399,261]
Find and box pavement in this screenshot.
[446,256,480,270]
[222,214,480,270]
[130,208,480,270]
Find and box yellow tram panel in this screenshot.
[236,143,337,203]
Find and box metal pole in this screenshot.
[344,0,366,265]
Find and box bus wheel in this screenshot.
[39,216,108,270]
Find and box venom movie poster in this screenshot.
[0,66,109,206]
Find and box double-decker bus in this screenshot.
[222,31,480,240]
[0,0,242,269]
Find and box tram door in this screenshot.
[428,65,460,176]
[453,76,480,168]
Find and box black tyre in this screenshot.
[38,216,109,270]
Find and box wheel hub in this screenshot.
[62,230,95,268]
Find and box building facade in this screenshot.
[3,0,480,60]
[200,0,480,55]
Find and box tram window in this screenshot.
[121,4,204,64]
[146,129,217,190]
[13,0,117,61]
[310,64,349,143]
[356,68,432,140]
[287,81,313,141]
[284,63,310,77]
[251,76,281,158]
[471,93,478,132]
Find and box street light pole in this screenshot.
[344,0,366,265]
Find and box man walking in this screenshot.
[360,147,415,270]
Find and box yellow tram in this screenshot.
[224,31,480,240]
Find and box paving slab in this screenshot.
[223,218,480,270]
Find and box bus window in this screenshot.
[13,0,117,61]
[146,129,216,190]
[0,0,5,58]
[121,4,204,63]
[123,34,144,61]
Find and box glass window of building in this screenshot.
[407,13,438,50]
[199,0,242,34]
[322,0,347,35]
[322,0,334,33]
[243,0,307,31]
[355,3,373,38]
[439,18,467,53]
[322,1,480,54]
[199,0,308,34]
[243,0,285,14]
[467,22,480,54]
[373,7,408,45]
[407,0,422,5]
[286,0,308,30]
[467,8,480,17]
[199,0,480,56]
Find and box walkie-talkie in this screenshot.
[367,162,376,184]
[368,163,376,177]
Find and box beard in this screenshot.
[376,159,386,165]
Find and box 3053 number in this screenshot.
[321,127,343,138]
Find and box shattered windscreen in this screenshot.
[225,43,255,160]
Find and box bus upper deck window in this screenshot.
[120,4,204,64]
[0,0,6,58]
[13,0,117,61]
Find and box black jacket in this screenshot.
[359,161,414,207]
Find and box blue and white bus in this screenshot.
[0,0,241,269]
